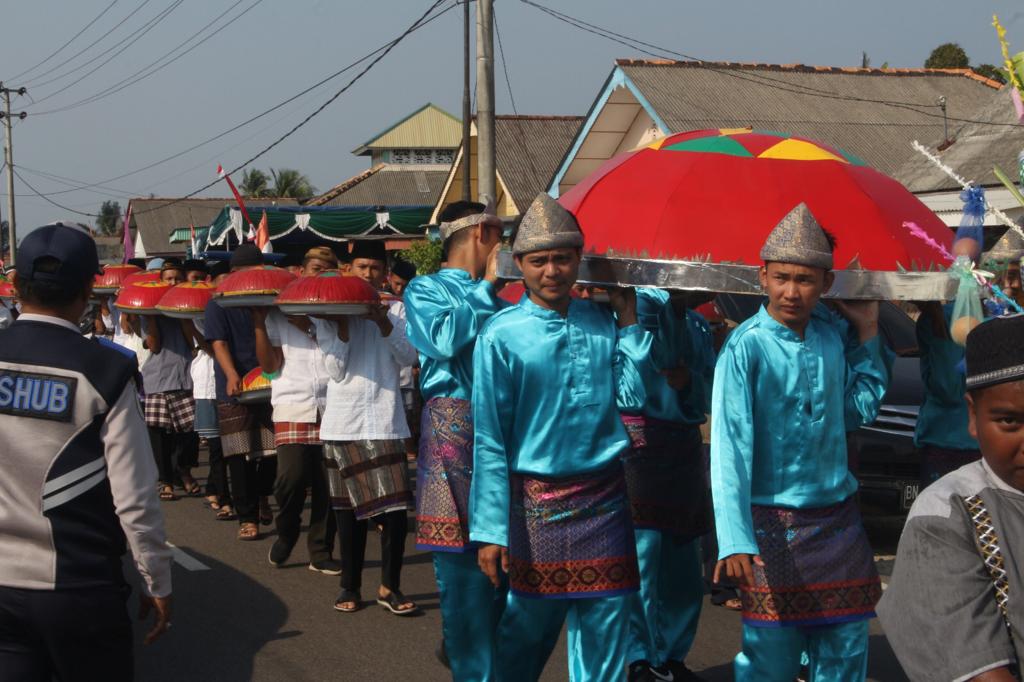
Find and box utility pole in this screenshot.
[475,0,496,206]
[461,0,472,201]
[0,83,27,267]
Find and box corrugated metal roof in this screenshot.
[617,61,1002,177]
[129,197,298,255]
[894,88,1024,192]
[352,103,461,154]
[309,167,447,207]
[495,116,583,212]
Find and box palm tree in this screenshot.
[239,168,271,198]
[270,168,317,201]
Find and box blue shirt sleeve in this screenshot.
[613,324,651,413]
[203,300,229,343]
[842,336,889,431]
[710,334,759,558]
[405,277,501,361]
[469,330,515,547]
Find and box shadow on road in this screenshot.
[133,549,291,681]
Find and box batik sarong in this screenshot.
[621,415,711,540]
[323,456,352,511]
[217,401,275,459]
[742,495,881,628]
[508,464,639,599]
[416,397,474,552]
[323,439,414,520]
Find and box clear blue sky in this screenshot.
[0,0,1019,235]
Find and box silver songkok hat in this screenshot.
[984,225,1024,264]
[438,198,503,241]
[512,193,585,255]
[759,203,834,270]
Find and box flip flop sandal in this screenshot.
[237,523,259,541]
[216,506,236,521]
[333,589,361,613]
[377,590,419,616]
[182,480,203,497]
[158,485,179,502]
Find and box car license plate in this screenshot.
[901,482,919,511]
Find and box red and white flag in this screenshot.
[217,164,255,242]
[122,204,135,263]
[189,221,199,258]
[255,210,272,253]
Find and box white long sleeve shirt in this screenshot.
[315,310,416,441]
[266,310,328,423]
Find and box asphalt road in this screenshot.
[131,458,911,681]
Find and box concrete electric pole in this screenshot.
[461,0,472,201]
[0,83,27,266]
[475,0,496,207]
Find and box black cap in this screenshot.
[182,259,207,274]
[230,243,264,269]
[966,315,1024,390]
[391,258,416,281]
[17,222,102,286]
[208,260,231,279]
[349,240,386,262]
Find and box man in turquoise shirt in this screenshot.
[471,193,652,682]
[404,200,508,682]
[621,288,715,682]
[711,203,888,682]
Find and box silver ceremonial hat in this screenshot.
[984,225,1024,264]
[512,193,584,256]
[759,202,834,270]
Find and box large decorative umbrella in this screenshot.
[517,128,957,300]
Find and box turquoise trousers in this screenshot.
[495,592,631,682]
[735,619,870,682]
[625,531,703,667]
[433,552,507,682]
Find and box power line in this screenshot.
[8,1,119,81]
[518,0,1023,130]
[14,166,141,199]
[32,0,265,116]
[131,0,453,215]
[27,0,185,104]
[13,168,101,217]
[22,0,458,198]
[22,0,158,85]
[493,6,517,114]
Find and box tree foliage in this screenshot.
[400,239,443,275]
[240,168,271,198]
[270,168,317,200]
[95,200,122,235]
[925,43,969,69]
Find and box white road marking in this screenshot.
[168,542,211,571]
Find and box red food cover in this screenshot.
[94,264,143,292]
[121,270,162,287]
[274,271,380,305]
[216,266,295,298]
[115,281,172,311]
[242,367,271,391]
[0,279,14,300]
[157,282,216,314]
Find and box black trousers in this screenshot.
[336,509,408,592]
[274,443,334,563]
[0,585,133,682]
[148,427,199,487]
[227,456,277,524]
[203,437,231,505]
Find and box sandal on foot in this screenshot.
[237,522,259,541]
[216,505,236,521]
[181,479,203,497]
[333,589,361,613]
[158,485,178,501]
[377,590,419,616]
[204,496,222,510]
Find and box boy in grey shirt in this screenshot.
[879,314,1024,682]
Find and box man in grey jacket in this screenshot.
[0,223,173,682]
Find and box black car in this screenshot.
[712,294,923,517]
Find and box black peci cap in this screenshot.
[229,243,264,269]
[390,258,416,281]
[965,315,1024,390]
[349,240,386,262]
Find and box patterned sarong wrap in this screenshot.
[416,397,474,552]
[621,414,711,540]
[274,420,322,448]
[508,463,640,600]
[144,390,196,433]
[741,495,882,628]
[323,439,414,520]
[217,401,275,459]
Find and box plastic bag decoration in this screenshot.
[953,186,986,263]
